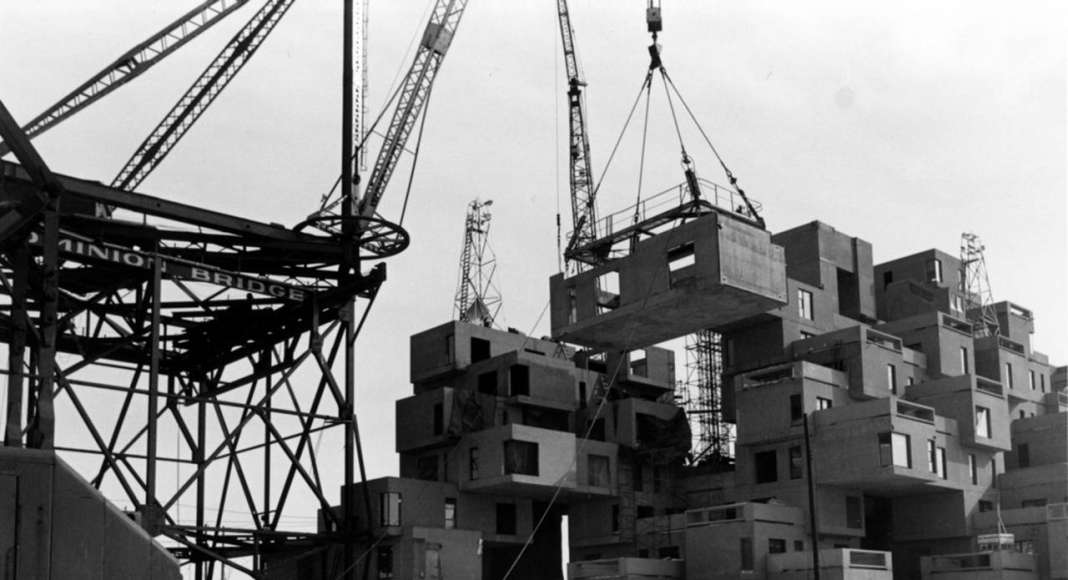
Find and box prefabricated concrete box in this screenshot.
[0,448,180,580]
[550,212,788,349]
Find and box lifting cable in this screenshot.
[631,71,655,229]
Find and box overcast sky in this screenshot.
[2,0,1066,547]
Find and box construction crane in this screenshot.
[112,0,296,193]
[960,232,1000,337]
[455,199,501,326]
[556,0,600,268]
[356,0,469,218]
[0,0,250,158]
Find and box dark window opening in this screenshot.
[846,496,862,528]
[637,505,655,519]
[1018,443,1030,468]
[471,337,491,362]
[794,540,804,552]
[416,455,439,481]
[882,270,893,289]
[755,450,778,483]
[578,381,588,409]
[587,454,610,487]
[522,407,570,431]
[510,364,530,396]
[432,403,444,435]
[503,440,539,476]
[377,546,394,579]
[837,267,860,319]
[978,500,994,512]
[496,503,517,535]
[769,538,787,554]
[789,446,803,479]
[445,334,455,363]
[658,546,680,559]
[596,271,621,314]
[588,418,606,441]
[668,242,697,287]
[611,504,620,532]
[477,371,497,395]
[740,538,754,571]
[790,393,803,422]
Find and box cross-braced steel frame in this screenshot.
[0,96,406,578]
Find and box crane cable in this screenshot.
[631,71,654,230]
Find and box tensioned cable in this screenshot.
[631,71,654,227]
[590,75,653,201]
[659,68,690,168]
[661,70,741,192]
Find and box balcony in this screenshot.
[568,557,683,580]
[919,550,1036,579]
[768,548,893,580]
[550,211,787,350]
[905,375,1012,452]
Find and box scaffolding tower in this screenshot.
[682,328,733,465]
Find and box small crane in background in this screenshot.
[960,232,1000,337]
[455,198,501,326]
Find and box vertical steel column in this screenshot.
[263,348,272,530]
[341,1,357,579]
[28,204,59,449]
[195,398,207,580]
[3,243,29,446]
[146,246,163,521]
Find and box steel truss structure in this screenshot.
[0,0,434,577]
[682,328,733,466]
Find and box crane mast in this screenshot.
[556,0,599,267]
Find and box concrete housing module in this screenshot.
[268,214,1066,580]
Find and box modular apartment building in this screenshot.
[267,215,1066,580]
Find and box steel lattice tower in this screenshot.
[454,199,501,326]
[960,232,1000,337]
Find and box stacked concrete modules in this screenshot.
[278,214,1065,580]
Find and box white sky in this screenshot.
[2,0,1066,554]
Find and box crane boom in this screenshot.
[0,0,251,158]
[111,0,296,192]
[357,0,469,218]
[556,0,599,266]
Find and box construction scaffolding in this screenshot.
[682,329,733,466]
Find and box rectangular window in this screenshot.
[961,347,969,374]
[471,337,491,362]
[504,440,539,476]
[978,500,994,512]
[927,440,937,473]
[768,538,787,554]
[968,454,978,484]
[882,270,893,289]
[1029,370,1036,391]
[611,504,620,532]
[510,364,530,397]
[377,546,394,579]
[879,432,911,467]
[816,397,833,410]
[444,498,457,529]
[417,455,439,481]
[1018,443,1030,468]
[380,492,401,526]
[1004,362,1014,389]
[668,242,696,286]
[846,496,862,529]
[975,406,991,438]
[740,538,754,571]
[496,503,517,535]
[887,364,897,394]
[596,271,620,314]
[789,446,803,479]
[907,376,915,387]
[927,258,942,283]
[478,371,497,395]
[1022,498,1047,508]
[469,447,479,480]
[893,433,912,467]
[755,450,778,483]
[588,454,610,487]
[445,334,455,363]
[937,447,947,479]
[790,393,803,422]
[1040,374,1046,392]
[578,381,587,408]
[658,546,680,559]
[798,289,814,321]
[432,403,444,435]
